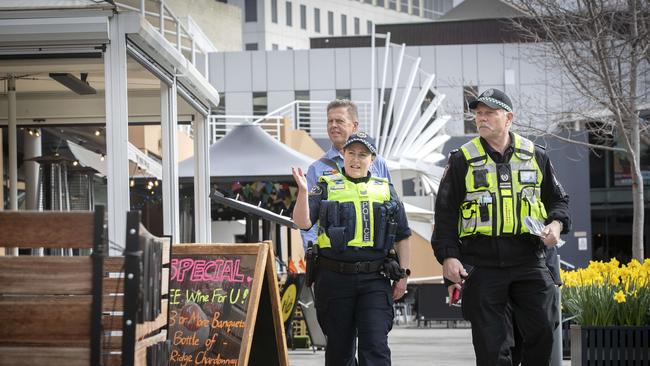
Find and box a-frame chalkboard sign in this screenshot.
[168,242,288,366]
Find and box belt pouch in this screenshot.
[326,201,340,226]
[319,201,331,231]
[327,226,347,252]
[373,203,387,250]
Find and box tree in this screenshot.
[507,0,650,261]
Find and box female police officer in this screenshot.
[292,132,411,366]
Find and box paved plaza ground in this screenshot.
[288,325,572,366]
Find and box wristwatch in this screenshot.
[403,268,411,277]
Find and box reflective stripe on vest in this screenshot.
[317,174,391,249]
[458,133,547,237]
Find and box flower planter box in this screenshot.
[570,324,650,365]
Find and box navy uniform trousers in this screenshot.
[462,259,557,366]
[314,268,394,366]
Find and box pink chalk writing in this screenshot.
[171,258,246,283]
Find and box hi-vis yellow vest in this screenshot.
[317,174,391,249]
[458,133,547,237]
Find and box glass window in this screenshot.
[589,151,608,188]
[300,4,307,30]
[341,14,347,35]
[271,43,279,50]
[336,89,351,100]
[245,0,257,22]
[286,1,292,26]
[613,132,650,186]
[253,92,267,115]
[463,86,478,134]
[420,90,438,129]
[271,0,278,23]
[245,43,258,50]
[379,87,393,130]
[587,122,615,188]
[354,17,360,35]
[295,91,311,132]
[295,90,310,100]
[377,0,385,6]
[314,8,321,33]
[423,0,434,19]
[388,0,397,10]
[400,1,409,13]
[328,11,334,35]
[367,20,373,34]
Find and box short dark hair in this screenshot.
[327,99,359,122]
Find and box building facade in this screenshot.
[208,11,650,265]
[209,40,575,137]
[226,0,457,50]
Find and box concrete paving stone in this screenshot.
[288,325,572,366]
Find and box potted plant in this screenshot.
[561,258,650,365]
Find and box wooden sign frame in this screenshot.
[170,242,288,366]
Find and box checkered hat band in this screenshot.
[346,138,377,154]
[479,96,512,112]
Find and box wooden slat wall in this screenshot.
[0,257,92,295]
[100,300,169,335]
[0,346,90,366]
[0,211,171,366]
[103,268,169,295]
[0,211,95,248]
[104,238,170,272]
[0,296,91,346]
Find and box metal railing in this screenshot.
[184,101,373,144]
[114,0,211,75]
[207,115,285,144]
[252,100,372,139]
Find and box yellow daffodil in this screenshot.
[613,290,626,303]
[562,258,649,326]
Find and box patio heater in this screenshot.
[68,165,99,255]
[26,155,74,255]
[68,165,98,211]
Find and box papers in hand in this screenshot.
[523,216,565,248]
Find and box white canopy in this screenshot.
[178,123,313,181]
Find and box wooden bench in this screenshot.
[0,208,170,366]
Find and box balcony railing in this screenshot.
[114,0,212,76]
[252,100,372,140]
[179,100,373,143]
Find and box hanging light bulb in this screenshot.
[100,154,105,161]
[154,180,159,187]
[72,161,79,166]
[94,129,101,136]
[34,129,40,137]
[28,129,34,136]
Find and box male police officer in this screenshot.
[301,99,391,248]
[431,89,571,366]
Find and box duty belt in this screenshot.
[318,256,384,274]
